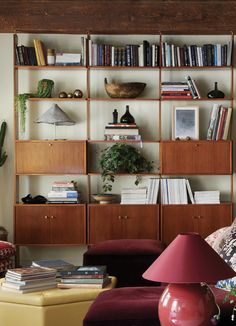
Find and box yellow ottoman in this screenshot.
[0,277,117,326]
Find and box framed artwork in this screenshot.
[172,106,199,140]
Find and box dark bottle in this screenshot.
[120,105,135,124]
[112,109,118,124]
[207,82,225,98]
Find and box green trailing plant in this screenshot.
[0,121,7,166]
[99,143,153,192]
[15,79,54,135]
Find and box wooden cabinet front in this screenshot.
[160,141,232,175]
[15,140,87,174]
[15,205,86,245]
[88,204,159,244]
[161,203,232,244]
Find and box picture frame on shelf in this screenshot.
[172,106,199,140]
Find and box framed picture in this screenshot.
[172,106,199,140]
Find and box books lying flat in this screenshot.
[60,265,107,277]
[194,191,220,204]
[1,282,57,293]
[58,277,111,289]
[121,187,148,204]
[6,267,57,280]
[32,259,75,271]
[2,279,57,291]
[61,276,109,284]
[5,276,57,286]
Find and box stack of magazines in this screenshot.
[1,267,57,293]
[58,265,111,289]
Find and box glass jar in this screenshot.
[47,49,55,65]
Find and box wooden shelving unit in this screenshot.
[13,32,234,262]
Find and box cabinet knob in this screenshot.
[50,215,55,219]
[48,143,52,146]
[198,215,203,219]
[118,216,122,220]
[124,216,129,219]
[44,215,49,219]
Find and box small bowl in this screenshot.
[92,194,117,204]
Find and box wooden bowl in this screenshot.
[92,194,117,204]
[104,78,146,98]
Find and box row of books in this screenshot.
[104,122,141,141]
[161,178,194,204]
[161,41,232,67]
[47,181,80,203]
[88,39,160,67]
[206,104,232,140]
[161,76,201,99]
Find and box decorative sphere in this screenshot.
[59,91,67,98]
[67,92,73,98]
[73,89,83,98]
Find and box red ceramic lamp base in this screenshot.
[158,283,217,326]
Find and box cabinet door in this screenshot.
[49,205,86,244]
[88,205,124,243]
[195,204,232,238]
[15,206,50,244]
[161,204,232,244]
[120,205,159,239]
[16,141,86,174]
[160,141,232,174]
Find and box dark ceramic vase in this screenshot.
[207,82,225,98]
[120,105,135,124]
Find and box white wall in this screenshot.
[0,33,235,266]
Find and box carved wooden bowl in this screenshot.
[104,78,146,98]
[92,194,117,204]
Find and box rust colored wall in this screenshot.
[0,1,236,34]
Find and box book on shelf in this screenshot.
[107,123,137,127]
[160,178,193,205]
[47,191,79,198]
[194,191,220,204]
[206,105,232,140]
[185,76,200,99]
[55,53,81,66]
[185,179,195,204]
[146,178,159,204]
[60,276,109,284]
[33,39,46,66]
[60,265,107,277]
[58,277,111,289]
[105,135,141,141]
[104,128,139,135]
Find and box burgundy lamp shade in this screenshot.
[143,233,235,283]
[143,233,236,326]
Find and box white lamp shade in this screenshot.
[34,103,75,125]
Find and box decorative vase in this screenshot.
[120,105,135,124]
[207,82,225,98]
[112,109,118,124]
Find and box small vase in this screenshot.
[120,105,135,124]
[112,109,118,124]
[207,82,225,98]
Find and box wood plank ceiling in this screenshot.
[0,1,236,34]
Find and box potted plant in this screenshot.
[99,143,153,193]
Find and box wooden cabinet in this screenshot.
[160,141,232,175]
[88,204,159,244]
[15,205,86,245]
[161,204,232,244]
[16,140,87,174]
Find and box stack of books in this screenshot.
[121,187,147,204]
[55,53,81,66]
[146,178,160,204]
[47,181,79,203]
[104,123,141,141]
[161,81,191,99]
[58,265,111,289]
[31,259,75,278]
[206,104,232,140]
[161,178,194,204]
[1,267,57,293]
[194,191,220,204]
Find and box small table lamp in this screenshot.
[34,103,75,139]
[143,233,235,326]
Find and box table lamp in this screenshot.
[34,103,75,139]
[143,233,235,326]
